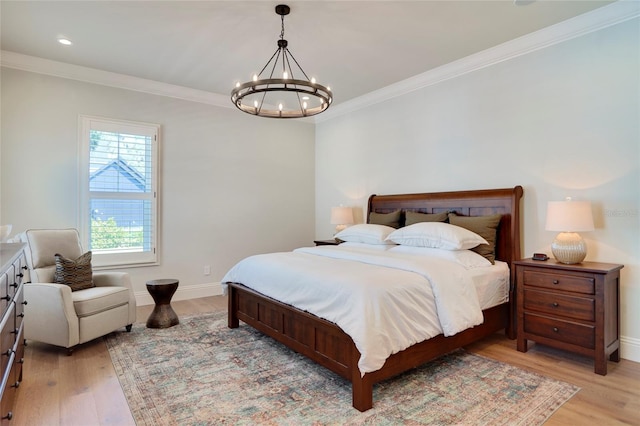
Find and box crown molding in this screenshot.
[1,1,638,123]
[0,50,231,108]
[315,0,640,123]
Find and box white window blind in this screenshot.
[79,116,160,268]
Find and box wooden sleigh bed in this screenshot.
[227,186,523,411]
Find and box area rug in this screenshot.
[105,312,579,425]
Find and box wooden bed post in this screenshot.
[228,285,239,329]
[351,350,373,412]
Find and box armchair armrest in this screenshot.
[92,271,137,324]
[23,283,80,348]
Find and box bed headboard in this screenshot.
[367,186,524,267]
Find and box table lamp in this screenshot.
[545,198,594,264]
[330,207,354,235]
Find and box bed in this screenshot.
[225,186,523,411]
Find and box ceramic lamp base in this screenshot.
[551,232,587,264]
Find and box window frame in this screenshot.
[78,115,160,269]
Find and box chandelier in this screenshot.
[230,4,332,119]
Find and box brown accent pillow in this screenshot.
[368,210,401,228]
[448,213,502,264]
[405,211,448,226]
[54,251,95,291]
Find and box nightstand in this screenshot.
[515,258,623,375]
[313,239,341,246]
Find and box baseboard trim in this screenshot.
[621,335,640,364]
[135,281,223,306]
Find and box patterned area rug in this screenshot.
[105,312,579,425]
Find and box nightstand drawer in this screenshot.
[523,270,594,294]
[523,288,595,321]
[524,312,595,349]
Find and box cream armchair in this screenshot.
[21,229,136,353]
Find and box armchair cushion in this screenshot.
[72,286,131,317]
[54,251,95,291]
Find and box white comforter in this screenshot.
[221,245,486,375]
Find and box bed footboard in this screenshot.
[227,282,359,382]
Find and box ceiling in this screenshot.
[1,1,614,107]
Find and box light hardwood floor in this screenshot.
[11,296,640,425]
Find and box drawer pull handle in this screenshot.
[552,302,559,307]
[22,265,28,270]
[16,273,23,278]
[11,381,19,389]
[0,295,10,301]
[10,282,18,288]
[552,280,559,285]
[17,313,24,318]
[2,411,12,421]
[3,349,14,357]
[22,300,28,306]
[553,327,559,333]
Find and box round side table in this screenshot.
[145,279,180,328]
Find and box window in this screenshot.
[79,116,159,268]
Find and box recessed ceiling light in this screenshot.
[58,38,72,46]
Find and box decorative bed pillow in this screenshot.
[335,224,397,245]
[385,222,488,250]
[53,251,95,291]
[389,245,492,268]
[368,210,401,228]
[448,213,502,264]
[404,211,448,226]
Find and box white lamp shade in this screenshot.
[545,200,594,232]
[330,207,354,225]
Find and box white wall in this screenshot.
[315,19,640,360]
[1,68,316,301]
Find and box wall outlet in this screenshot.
[204,265,211,276]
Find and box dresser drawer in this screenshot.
[0,304,15,376]
[523,269,594,294]
[13,286,24,333]
[11,326,24,387]
[524,312,595,349]
[523,288,595,321]
[0,274,7,318]
[10,258,25,297]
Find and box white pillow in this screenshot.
[389,245,492,268]
[335,224,397,245]
[386,222,488,250]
